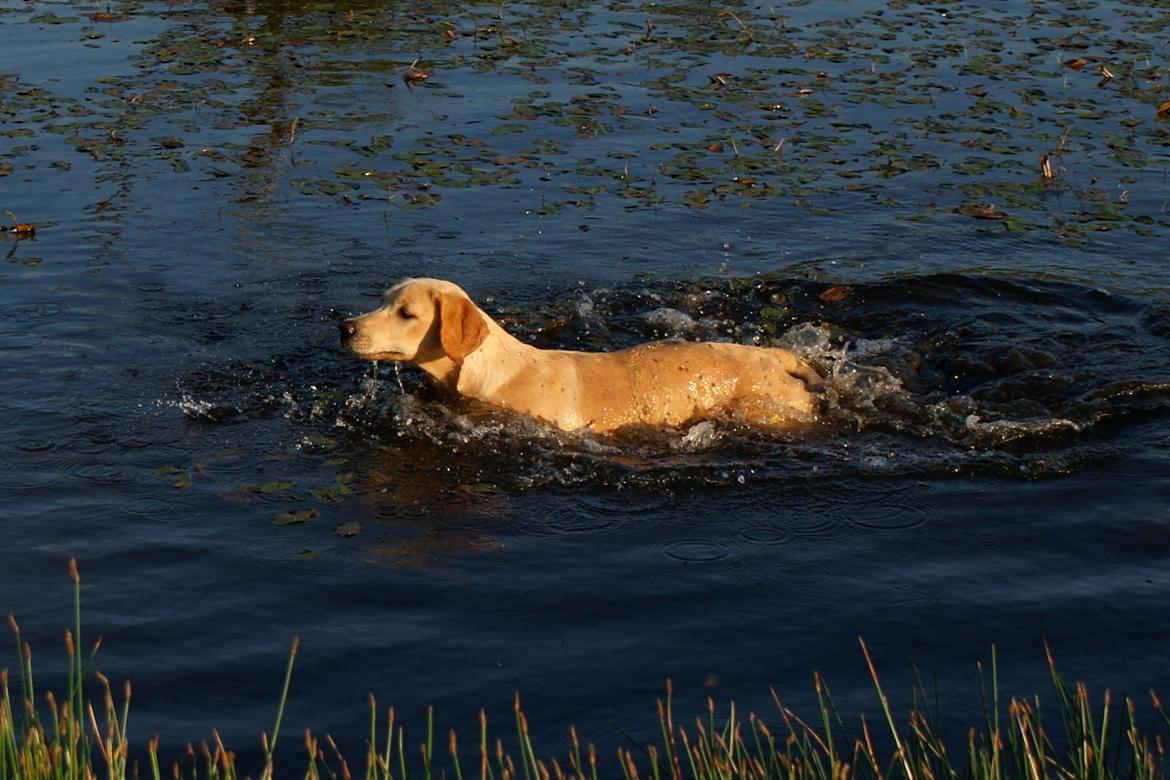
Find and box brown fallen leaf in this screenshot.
[820,285,853,303]
[1157,100,1170,120]
[2,211,35,236]
[403,57,429,85]
[1063,57,1088,71]
[707,142,724,153]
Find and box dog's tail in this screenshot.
[770,348,823,389]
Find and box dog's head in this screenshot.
[339,278,488,366]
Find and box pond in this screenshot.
[2,0,1170,772]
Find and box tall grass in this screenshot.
[3,560,1168,780]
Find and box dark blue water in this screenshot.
[3,0,1170,771]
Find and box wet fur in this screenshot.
[340,278,820,434]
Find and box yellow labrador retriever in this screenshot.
[339,278,819,433]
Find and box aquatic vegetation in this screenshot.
[4,0,1170,246]
[4,562,1170,780]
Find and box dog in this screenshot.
[339,278,820,434]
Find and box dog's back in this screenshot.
[480,339,819,432]
[343,277,820,433]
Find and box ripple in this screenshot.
[530,503,629,537]
[521,491,675,536]
[738,525,792,546]
[0,469,69,498]
[64,436,118,457]
[242,535,354,574]
[875,583,942,611]
[73,462,136,486]
[660,539,734,563]
[13,436,56,453]
[1,301,64,320]
[466,533,503,549]
[341,246,374,260]
[0,331,44,351]
[843,485,940,532]
[121,495,197,524]
[170,273,1170,498]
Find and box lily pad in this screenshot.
[310,482,351,501]
[273,509,319,526]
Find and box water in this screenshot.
[3,0,1170,770]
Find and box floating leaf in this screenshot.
[492,123,529,135]
[819,285,853,303]
[953,157,994,176]
[153,465,192,487]
[1003,216,1039,233]
[958,203,1007,220]
[258,481,294,493]
[334,521,362,537]
[292,549,319,561]
[273,509,319,525]
[310,482,351,501]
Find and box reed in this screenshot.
[2,561,1166,780]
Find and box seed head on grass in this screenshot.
[13,565,1170,780]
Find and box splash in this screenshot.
[174,275,1170,489]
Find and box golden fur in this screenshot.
[339,278,819,433]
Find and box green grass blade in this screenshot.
[263,636,300,780]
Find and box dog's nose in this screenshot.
[338,319,358,341]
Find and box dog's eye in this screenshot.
[398,308,416,320]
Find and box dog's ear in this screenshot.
[436,292,488,366]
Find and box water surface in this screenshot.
[2,0,1170,770]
